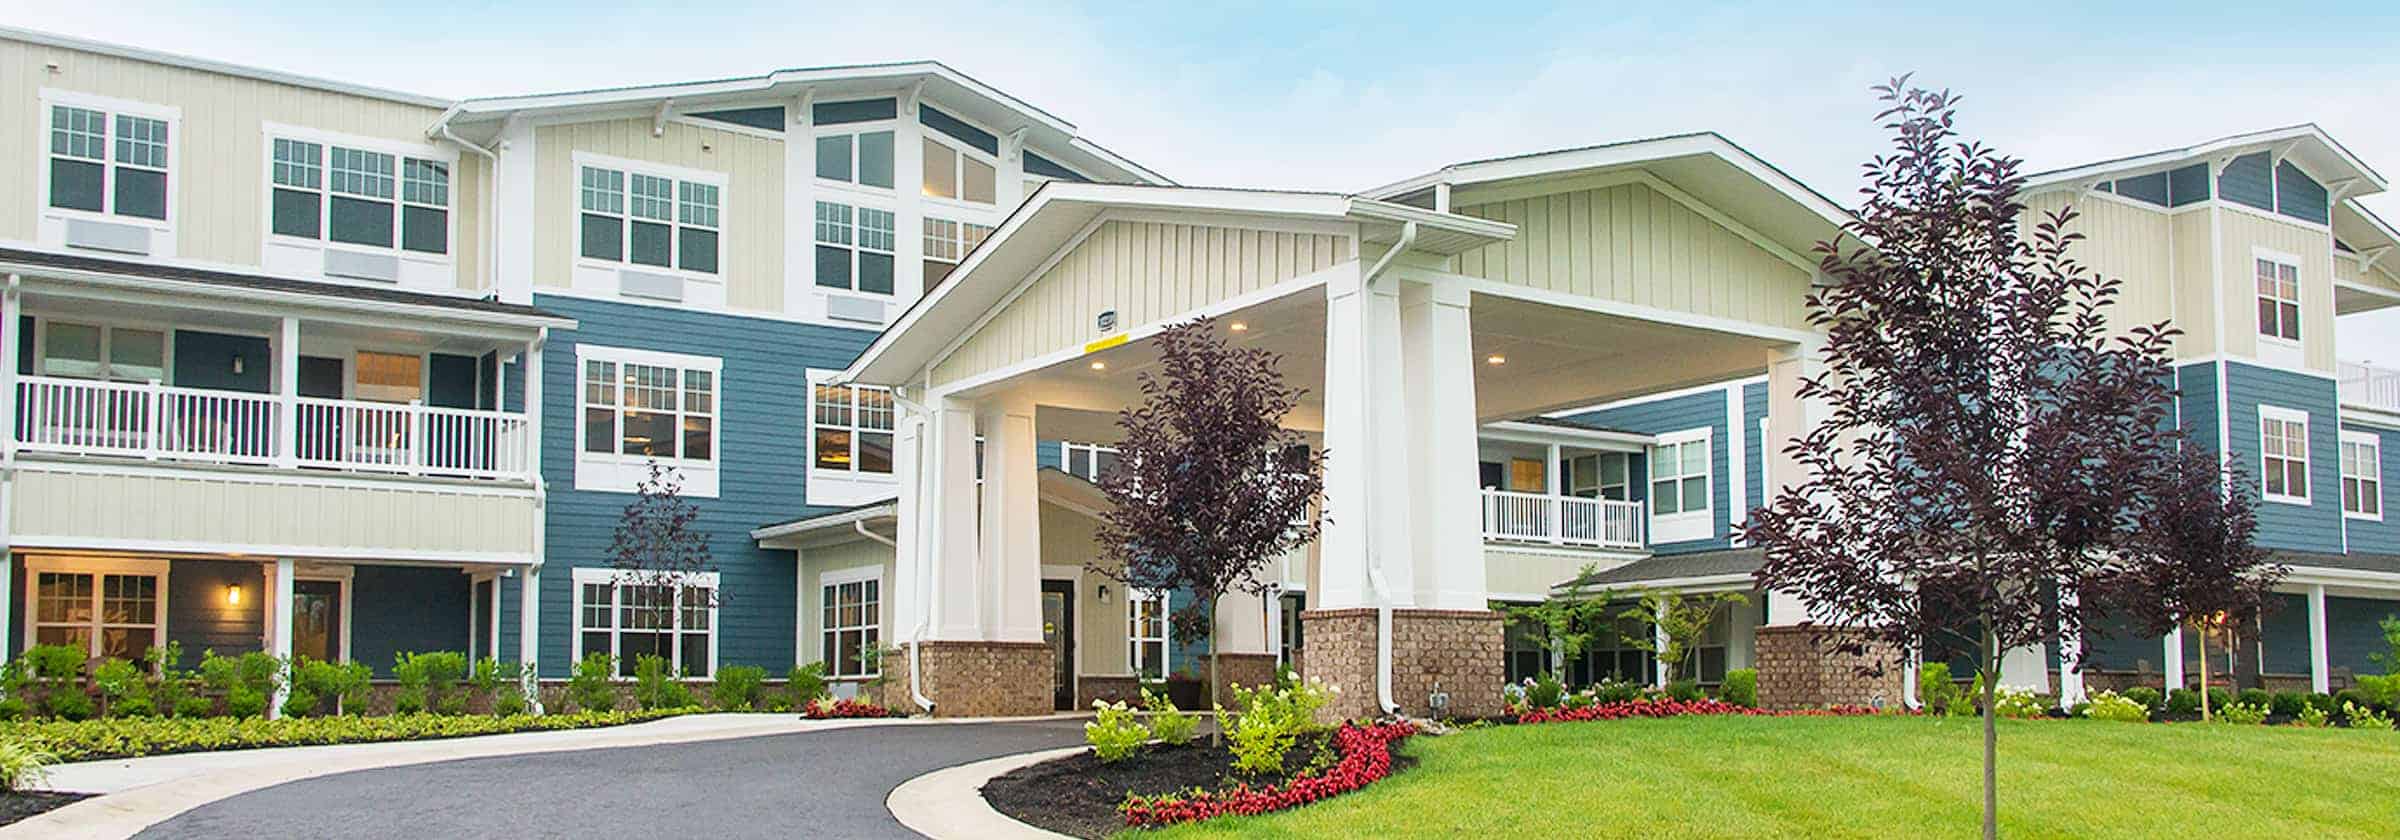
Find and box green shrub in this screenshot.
[1084,700,1147,762]
[787,663,829,707]
[1593,679,1643,705]
[24,644,86,682]
[567,653,617,713]
[1718,669,1759,709]
[2297,703,2333,728]
[2268,691,2307,718]
[0,699,25,723]
[288,658,371,717]
[1219,678,1333,776]
[2333,688,2373,716]
[393,652,468,716]
[1142,689,1195,746]
[45,689,93,722]
[713,665,767,711]
[1992,687,2046,719]
[279,688,321,721]
[2082,690,2149,723]
[491,687,530,718]
[1526,672,1564,710]
[2204,687,2232,712]
[1917,663,1960,715]
[0,739,55,793]
[632,655,694,710]
[1666,679,1703,703]
[469,659,528,717]
[2357,674,2400,711]
[2120,686,2162,711]
[2344,701,2394,731]
[92,658,147,718]
[0,708,691,762]
[223,687,268,719]
[171,693,214,719]
[2218,702,2269,725]
[2307,692,2339,715]
[2235,688,2272,710]
[2166,688,2201,716]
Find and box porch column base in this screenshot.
[1753,625,1907,711]
[1205,652,1283,707]
[1299,608,1504,722]
[882,640,1052,718]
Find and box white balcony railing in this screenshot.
[16,375,532,480]
[1480,488,1646,550]
[2339,361,2400,414]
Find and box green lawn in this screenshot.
[1149,715,2400,839]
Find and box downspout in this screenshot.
[427,106,502,297]
[1359,221,1416,717]
[889,386,938,714]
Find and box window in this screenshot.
[579,164,720,274]
[1061,441,1120,482]
[1504,612,1548,685]
[579,348,718,467]
[2342,431,2381,520]
[921,136,996,205]
[821,570,882,678]
[814,129,894,189]
[38,322,164,383]
[810,381,894,475]
[1567,453,1631,501]
[573,569,716,678]
[354,351,422,404]
[48,103,169,221]
[2256,256,2301,343]
[270,138,449,255]
[1277,591,1305,665]
[25,558,166,661]
[922,217,995,290]
[1579,611,1658,687]
[814,201,894,294]
[1128,589,1169,680]
[1648,434,1711,516]
[2260,407,2309,504]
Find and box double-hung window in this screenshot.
[2256,256,2301,344]
[2342,430,2381,519]
[922,217,995,290]
[810,381,895,475]
[820,569,882,678]
[576,346,721,496]
[2260,407,2310,504]
[47,102,169,221]
[1128,589,1169,680]
[270,137,451,255]
[814,201,895,294]
[573,569,717,678]
[921,135,997,205]
[26,557,167,661]
[579,164,721,274]
[1647,430,1712,543]
[1061,441,1120,482]
[814,129,894,189]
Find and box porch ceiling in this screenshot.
[19,287,536,357]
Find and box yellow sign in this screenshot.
[1084,333,1130,354]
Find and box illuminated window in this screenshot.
[811,381,894,474]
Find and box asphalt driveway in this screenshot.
[134,718,1087,839]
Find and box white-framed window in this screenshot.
[810,380,895,475]
[2260,406,2310,505]
[44,95,172,223]
[820,567,882,678]
[1060,441,1120,482]
[2341,430,2381,520]
[1567,452,1632,501]
[920,134,998,206]
[575,345,722,497]
[1128,588,1170,680]
[36,321,166,383]
[22,556,168,662]
[572,568,718,679]
[814,127,895,190]
[922,217,996,291]
[2255,254,2301,344]
[269,134,451,255]
[814,201,895,294]
[578,162,722,275]
[1647,429,1712,543]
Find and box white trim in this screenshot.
[0,248,571,331]
[804,368,900,506]
[571,343,724,497]
[6,534,533,566]
[569,151,729,290]
[1126,587,1170,681]
[568,566,722,679]
[1646,426,1715,543]
[257,122,460,286]
[20,554,170,661]
[2339,429,2383,521]
[1547,376,1767,420]
[817,565,884,678]
[2258,404,2312,506]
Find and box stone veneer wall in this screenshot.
[1753,625,1906,710]
[877,641,1052,718]
[1300,608,1505,721]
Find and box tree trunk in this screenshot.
[2196,619,2212,722]
[1203,596,1221,747]
[1980,624,1999,840]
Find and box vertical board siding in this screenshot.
[2218,210,2337,372]
[351,565,472,676]
[2222,361,2342,553]
[1451,181,1811,331]
[2027,193,2180,352]
[932,220,1347,388]
[6,469,535,557]
[534,118,787,313]
[1554,384,1736,553]
[2171,211,2219,358]
[509,293,876,677]
[2342,422,2400,555]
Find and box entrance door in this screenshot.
[291,579,344,665]
[1041,580,1075,711]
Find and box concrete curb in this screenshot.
[886,744,1087,840]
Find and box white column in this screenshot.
[276,317,299,468]
[1401,279,1485,611]
[926,396,984,639]
[784,91,819,319]
[1317,263,1412,610]
[519,565,542,711]
[890,413,926,646]
[491,116,538,306]
[269,558,296,717]
[1653,601,1671,689]
[1215,588,1270,656]
[978,397,1042,643]
[0,279,17,664]
[1997,644,2052,693]
[2163,626,2185,691]
[1760,342,1827,624]
[1725,385,1748,538]
[2307,584,2330,694]
[895,89,929,304]
[524,335,544,480]
[2057,591,2086,708]
[1261,586,1285,662]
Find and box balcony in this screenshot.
[14,375,533,481]
[2339,361,2400,414]
[1479,488,1646,550]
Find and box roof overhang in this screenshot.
[838,183,1515,388]
[1478,420,1655,451]
[750,500,897,549]
[2023,124,2388,199]
[0,248,573,334]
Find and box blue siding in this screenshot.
[1037,440,1063,471]
[2258,593,2312,675]
[165,559,265,667]
[2110,172,2169,206]
[2218,152,2275,213]
[1741,381,1767,519]
[2176,362,2220,455]
[351,565,471,676]
[2274,161,2330,225]
[2167,163,2211,206]
[2221,362,2342,553]
[2329,596,2400,675]
[1557,385,1737,553]
[2342,422,2400,554]
[507,294,878,677]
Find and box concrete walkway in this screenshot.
[11,713,1085,840]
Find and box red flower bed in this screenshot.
[1119,721,1415,828]
[1515,697,1880,724]
[801,698,899,719]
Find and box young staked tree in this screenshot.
[1092,316,1327,715]
[610,462,718,618]
[1743,79,2182,840]
[1615,589,1749,687]
[2107,447,2286,721]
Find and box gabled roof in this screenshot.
[0,25,450,108]
[2022,124,2387,198]
[838,183,1517,387]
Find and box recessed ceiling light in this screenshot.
[1486,354,1507,366]
[1229,321,1250,332]
[1090,361,1107,371]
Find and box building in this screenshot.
[4,26,2397,717]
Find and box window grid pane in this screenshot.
[678,181,720,228]
[924,218,960,260]
[814,202,852,245]
[113,116,168,169]
[580,167,625,214]
[273,139,323,189]
[328,147,395,199]
[401,158,449,207]
[52,106,106,160]
[857,208,896,253]
[628,174,673,221]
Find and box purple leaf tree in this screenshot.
[609,461,718,617]
[2103,447,2286,720]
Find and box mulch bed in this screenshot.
[0,791,91,827]
[985,732,1383,838]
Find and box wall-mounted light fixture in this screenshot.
[225,584,243,606]
[1096,583,1112,604]
[231,356,245,375]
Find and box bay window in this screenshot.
[815,201,895,294]
[579,163,721,274]
[47,102,170,221]
[573,569,717,678]
[811,381,894,475]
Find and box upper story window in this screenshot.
[922,217,995,291]
[1648,434,1711,516]
[2255,255,2301,343]
[811,381,895,475]
[38,321,164,383]
[2259,406,2309,505]
[1061,441,1120,481]
[814,128,894,190]
[579,164,721,275]
[2341,431,2381,520]
[921,135,996,206]
[815,201,895,294]
[575,345,721,497]
[270,137,450,255]
[46,101,170,222]
[1566,452,1631,500]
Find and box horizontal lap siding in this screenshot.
[2329,595,2400,675]
[2341,423,2400,554]
[351,565,471,676]
[2176,362,2220,455]
[1452,182,1810,331]
[934,221,1347,388]
[1554,385,1734,553]
[1742,380,1767,517]
[2223,362,2342,553]
[165,559,266,667]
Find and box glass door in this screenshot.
[1041,580,1075,711]
[292,579,343,665]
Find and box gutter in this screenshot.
[428,107,504,299]
[1358,221,1416,718]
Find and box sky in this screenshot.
[19,1,2400,358]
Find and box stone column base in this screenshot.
[1299,608,1505,721]
[880,641,1053,718]
[1203,652,1282,706]
[1753,625,1906,711]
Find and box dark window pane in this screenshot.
[402,205,447,254]
[857,131,894,188]
[815,244,852,289]
[628,220,671,267]
[328,195,394,247]
[581,632,611,662]
[925,260,955,290]
[678,228,718,274]
[2259,298,2277,336]
[581,214,622,261]
[272,188,321,238]
[114,168,167,220]
[815,135,852,182]
[621,410,675,457]
[859,431,893,474]
[682,416,713,462]
[583,407,614,453]
[859,252,894,295]
[679,633,709,678]
[2280,303,2301,340]
[50,159,104,212]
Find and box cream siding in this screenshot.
[2029,193,2180,348]
[797,537,898,678]
[1042,502,1127,676]
[9,467,536,559]
[2218,208,2336,371]
[932,220,1349,388]
[532,117,786,313]
[2172,209,2220,358]
[1485,547,1634,599]
[1450,180,1812,331]
[0,38,489,290]
[2340,256,2400,297]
